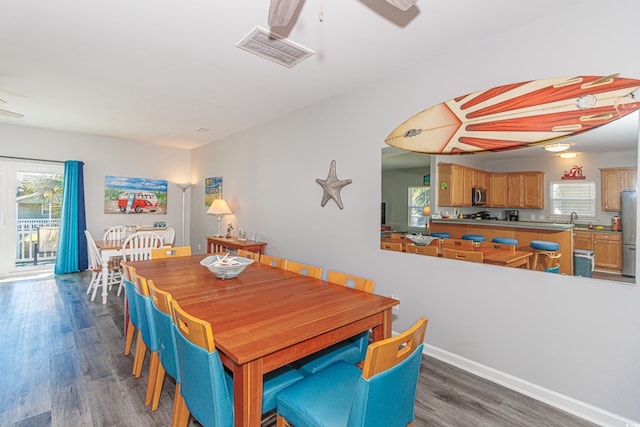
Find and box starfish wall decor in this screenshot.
[316,160,352,209]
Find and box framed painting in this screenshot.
[104,175,168,214]
[205,176,222,206]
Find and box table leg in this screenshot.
[233,358,264,427]
[371,308,393,342]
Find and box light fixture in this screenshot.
[422,205,431,235]
[207,199,232,237]
[560,152,577,159]
[543,142,571,152]
[177,183,192,246]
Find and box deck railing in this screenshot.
[16,218,61,265]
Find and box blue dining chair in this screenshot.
[296,271,374,377]
[277,317,428,427]
[121,263,139,357]
[146,279,185,423]
[131,272,160,407]
[170,299,304,427]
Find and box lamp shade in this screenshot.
[422,205,431,216]
[207,199,232,215]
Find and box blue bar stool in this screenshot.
[461,234,486,243]
[429,232,450,239]
[492,237,518,246]
[530,240,560,270]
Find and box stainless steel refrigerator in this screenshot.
[621,190,637,277]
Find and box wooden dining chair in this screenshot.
[478,241,516,252]
[151,245,192,259]
[117,231,164,296]
[130,271,160,408]
[277,317,428,427]
[146,279,187,422]
[121,262,139,357]
[237,249,260,261]
[84,230,120,301]
[442,238,473,247]
[443,248,484,263]
[296,271,375,377]
[283,260,323,279]
[259,254,284,268]
[380,242,403,251]
[170,299,304,427]
[406,244,439,256]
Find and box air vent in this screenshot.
[236,26,313,68]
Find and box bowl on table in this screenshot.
[405,234,437,246]
[200,255,254,279]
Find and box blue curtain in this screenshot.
[55,161,88,274]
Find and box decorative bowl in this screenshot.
[405,234,437,246]
[200,255,254,279]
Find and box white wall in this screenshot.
[0,123,192,253]
[190,1,640,424]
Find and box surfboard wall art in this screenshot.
[385,74,640,154]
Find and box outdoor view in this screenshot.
[16,171,63,267]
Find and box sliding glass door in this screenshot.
[0,159,64,277]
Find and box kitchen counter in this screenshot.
[432,218,621,233]
[429,219,575,274]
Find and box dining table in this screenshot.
[129,255,399,427]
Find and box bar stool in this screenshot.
[429,232,450,239]
[492,237,518,246]
[461,234,486,243]
[530,240,560,271]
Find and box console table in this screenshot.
[206,236,267,255]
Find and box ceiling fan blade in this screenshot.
[0,107,24,118]
[385,0,418,11]
[268,0,303,26]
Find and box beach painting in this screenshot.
[205,176,222,206]
[104,175,168,214]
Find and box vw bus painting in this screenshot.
[104,176,167,214]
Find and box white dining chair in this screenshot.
[85,230,120,301]
[163,226,175,246]
[103,225,125,241]
[117,231,163,296]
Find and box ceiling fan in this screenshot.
[0,98,24,119]
[268,0,418,26]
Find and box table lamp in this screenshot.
[422,205,431,235]
[207,199,232,237]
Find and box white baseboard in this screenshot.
[423,343,639,427]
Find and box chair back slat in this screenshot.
[406,244,438,256]
[442,248,484,263]
[237,249,260,261]
[361,317,428,380]
[171,300,216,352]
[103,225,125,241]
[123,231,163,262]
[284,260,323,279]
[327,270,374,293]
[380,242,403,251]
[151,246,192,259]
[259,254,284,268]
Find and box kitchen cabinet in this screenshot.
[593,232,622,272]
[573,230,593,251]
[489,173,508,207]
[438,163,486,207]
[601,167,637,211]
[506,172,544,209]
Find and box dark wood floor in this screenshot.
[0,271,598,427]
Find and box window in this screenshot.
[408,186,429,227]
[41,204,50,216]
[549,181,596,219]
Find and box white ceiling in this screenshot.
[3,0,625,150]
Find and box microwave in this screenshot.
[472,188,487,205]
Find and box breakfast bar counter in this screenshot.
[430,219,574,274]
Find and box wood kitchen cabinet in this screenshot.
[593,232,622,272]
[573,230,594,251]
[438,163,486,207]
[601,167,637,211]
[489,173,508,207]
[505,172,544,209]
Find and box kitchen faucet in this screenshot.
[569,211,578,224]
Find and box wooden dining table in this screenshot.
[129,255,398,427]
